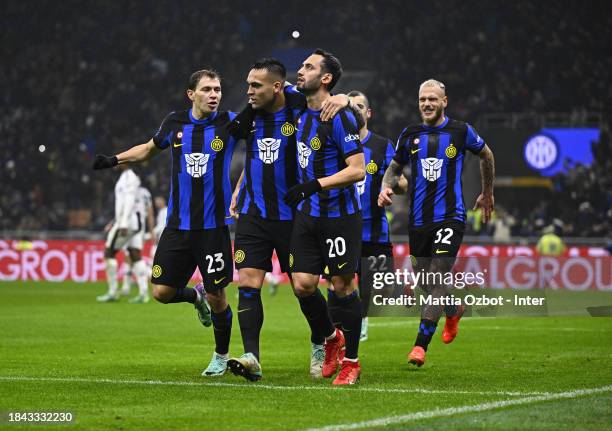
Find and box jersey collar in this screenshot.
[189,109,218,125]
[421,116,449,130]
[361,130,372,145]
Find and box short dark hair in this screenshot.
[188,69,221,90]
[313,48,342,91]
[347,90,370,109]
[251,58,286,81]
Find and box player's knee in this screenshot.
[292,283,315,297]
[204,288,226,311]
[238,269,265,289]
[330,275,355,295]
[152,284,174,303]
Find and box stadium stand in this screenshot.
[2,0,609,239]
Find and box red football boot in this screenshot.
[442,304,465,344]
[322,329,345,378]
[408,346,426,367]
[333,359,361,385]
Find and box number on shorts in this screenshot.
[367,254,388,271]
[434,228,453,245]
[205,253,225,273]
[326,237,346,258]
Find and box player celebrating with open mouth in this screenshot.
[379,79,495,367]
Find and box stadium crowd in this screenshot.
[2,0,609,239]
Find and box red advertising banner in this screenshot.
[0,239,609,290]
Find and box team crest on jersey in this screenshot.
[211,137,224,152]
[257,138,281,164]
[445,143,457,159]
[421,157,444,182]
[310,136,321,150]
[355,177,366,195]
[185,153,210,178]
[366,161,378,175]
[297,141,312,168]
[281,122,295,136]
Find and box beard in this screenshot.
[297,78,320,95]
[421,105,444,124]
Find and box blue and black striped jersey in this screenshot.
[237,106,299,221]
[394,117,485,228]
[358,131,395,243]
[153,109,238,230]
[295,107,363,218]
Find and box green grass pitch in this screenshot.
[1,282,611,430]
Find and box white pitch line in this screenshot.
[0,376,547,397]
[304,385,612,431]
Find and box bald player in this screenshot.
[379,79,495,367]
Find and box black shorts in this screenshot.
[234,214,293,273]
[409,221,465,271]
[151,227,233,292]
[290,211,362,277]
[359,241,394,273]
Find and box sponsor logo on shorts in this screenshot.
[214,277,226,285]
[337,262,348,269]
[234,249,246,263]
[289,253,294,268]
[435,249,449,254]
[152,265,162,278]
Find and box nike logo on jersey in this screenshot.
[214,277,226,285]
[337,262,348,269]
[411,148,420,154]
[435,249,449,254]
[173,142,183,148]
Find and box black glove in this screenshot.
[227,104,255,139]
[92,154,118,170]
[283,180,322,207]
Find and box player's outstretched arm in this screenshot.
[473,144,495,223]
[379,160,406,206]
[283,153,365,207]
[92,140,161,170]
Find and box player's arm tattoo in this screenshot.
[478,144,495,196]
[382,160,405,191]
[393,174,409,195]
